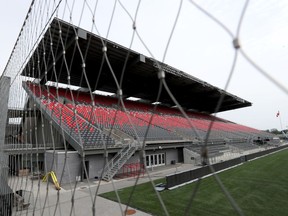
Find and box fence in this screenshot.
[166,145,288,189]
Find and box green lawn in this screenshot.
[101,149,288,216]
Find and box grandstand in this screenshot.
[2,18,275,186]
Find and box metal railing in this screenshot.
[102,141,138,181]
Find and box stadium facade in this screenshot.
[2,18,275,185]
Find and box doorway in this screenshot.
[83,161,89,179]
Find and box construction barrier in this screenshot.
[42,171,61,190]
[122,163,145,178]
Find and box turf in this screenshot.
[101,149,288,215]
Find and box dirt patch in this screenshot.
[124,209,137,215]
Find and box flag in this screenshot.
[276,111,280,117]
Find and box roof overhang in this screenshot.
[21,18,251,113]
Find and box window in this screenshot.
[146,153,165,168]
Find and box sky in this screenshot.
[1,0,288,131]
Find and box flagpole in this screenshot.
[276,111,282,128]
[277,111,288,139]
[279,114,283,131]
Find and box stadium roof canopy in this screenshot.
[21,18,251,113]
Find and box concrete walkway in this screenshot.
[11,145,280,215]
[11,163,195,216]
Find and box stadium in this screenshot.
[1,1,288,216]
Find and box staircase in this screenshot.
[102,142,138,181]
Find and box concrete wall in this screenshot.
[36,116,63,148]
[183,148,200,165]
[45,150,81,184]
[44,147,185,184]
[85,154,106,179]
[45,151,117,183]
[0,76,10,145]
[22,101,63,148]
[165,148,179,164]
[82,148,180,179]
[0,76,10,181]
[22,116,37,144]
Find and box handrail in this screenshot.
[3,144,32,149]
[101,141,138,180]
[102,145,130,174]
[23,82,122,148]
[3,143,57,150]
[23,83,83,149]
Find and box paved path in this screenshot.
[12,146,280,215]
[12,163,195,216]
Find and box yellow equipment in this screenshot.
[42,171,61,190]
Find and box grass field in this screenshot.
[101,148,288,216]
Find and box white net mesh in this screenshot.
[1,0,288,215]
